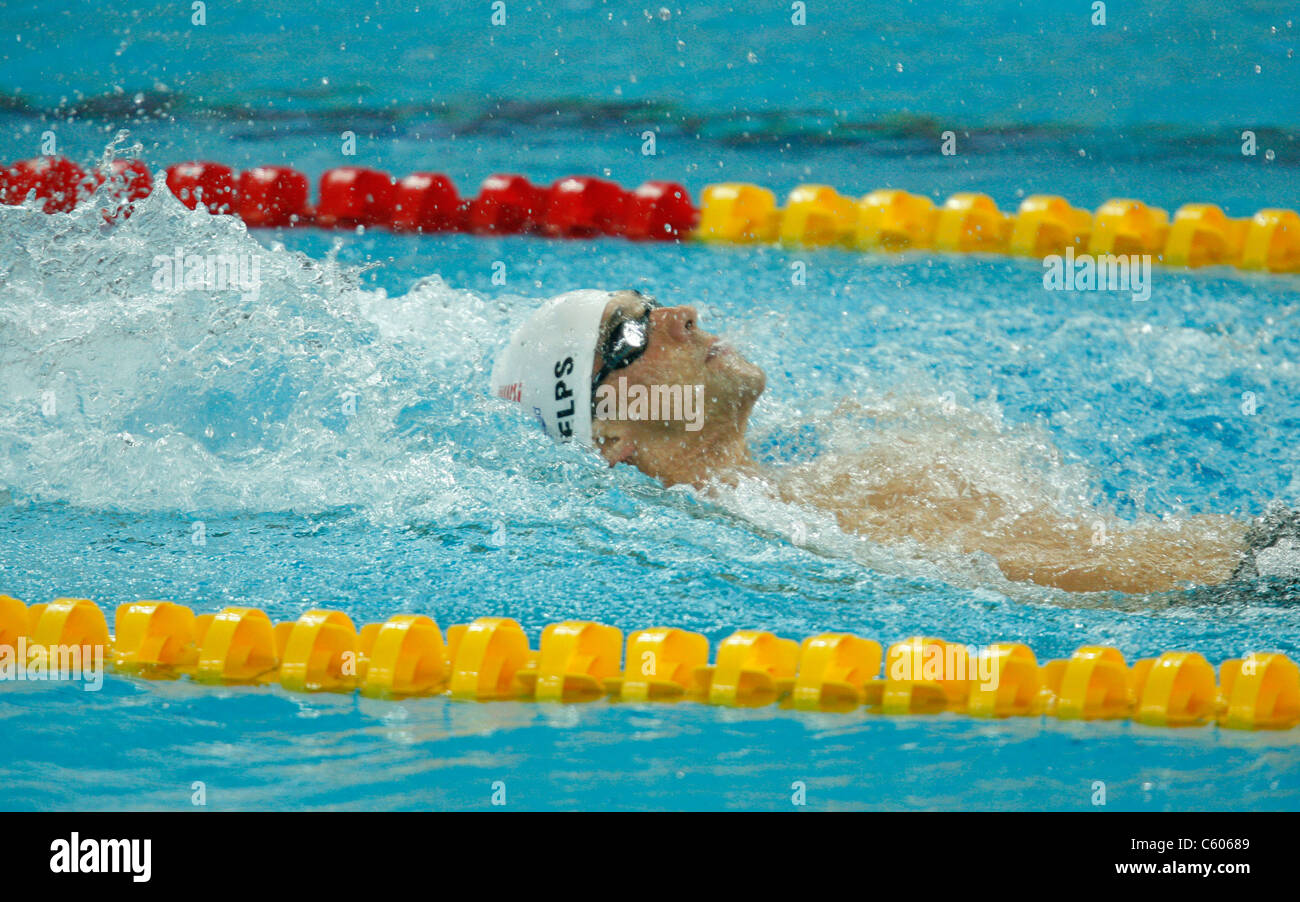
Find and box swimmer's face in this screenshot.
[590,290,765,468]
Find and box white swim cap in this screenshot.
[490,289,615,445]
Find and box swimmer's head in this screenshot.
[491,289,765,484]
[490,289,613,444]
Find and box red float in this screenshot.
[622,181,698,240]
[315,167,396,228]
[464,174,548,234]
[1,156,88,212]
[543,176,626,237]
[166,162,236,213]
[389,172,463,232]
[237,166,310,227]
[4,158,703,246]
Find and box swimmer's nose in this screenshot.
[658,305,699,342]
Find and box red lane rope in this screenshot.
[0,156,699,240]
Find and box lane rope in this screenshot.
[2,596,1297,728]
[3,156,1298,272]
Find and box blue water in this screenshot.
[2,1,1299,811]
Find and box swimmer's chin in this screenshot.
[712,349,766,403]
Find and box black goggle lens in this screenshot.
[592,297,660,408]
[602,299,658,367]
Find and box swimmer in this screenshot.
[491,289,1300,594]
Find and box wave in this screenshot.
[0,164,591,522]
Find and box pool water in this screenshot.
[1,1,1299,810]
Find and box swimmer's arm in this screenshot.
[983,513,1246,593]
[776,469,1246,592]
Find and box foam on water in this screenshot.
[1,174,577,521]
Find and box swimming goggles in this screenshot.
[591,294,660,409]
